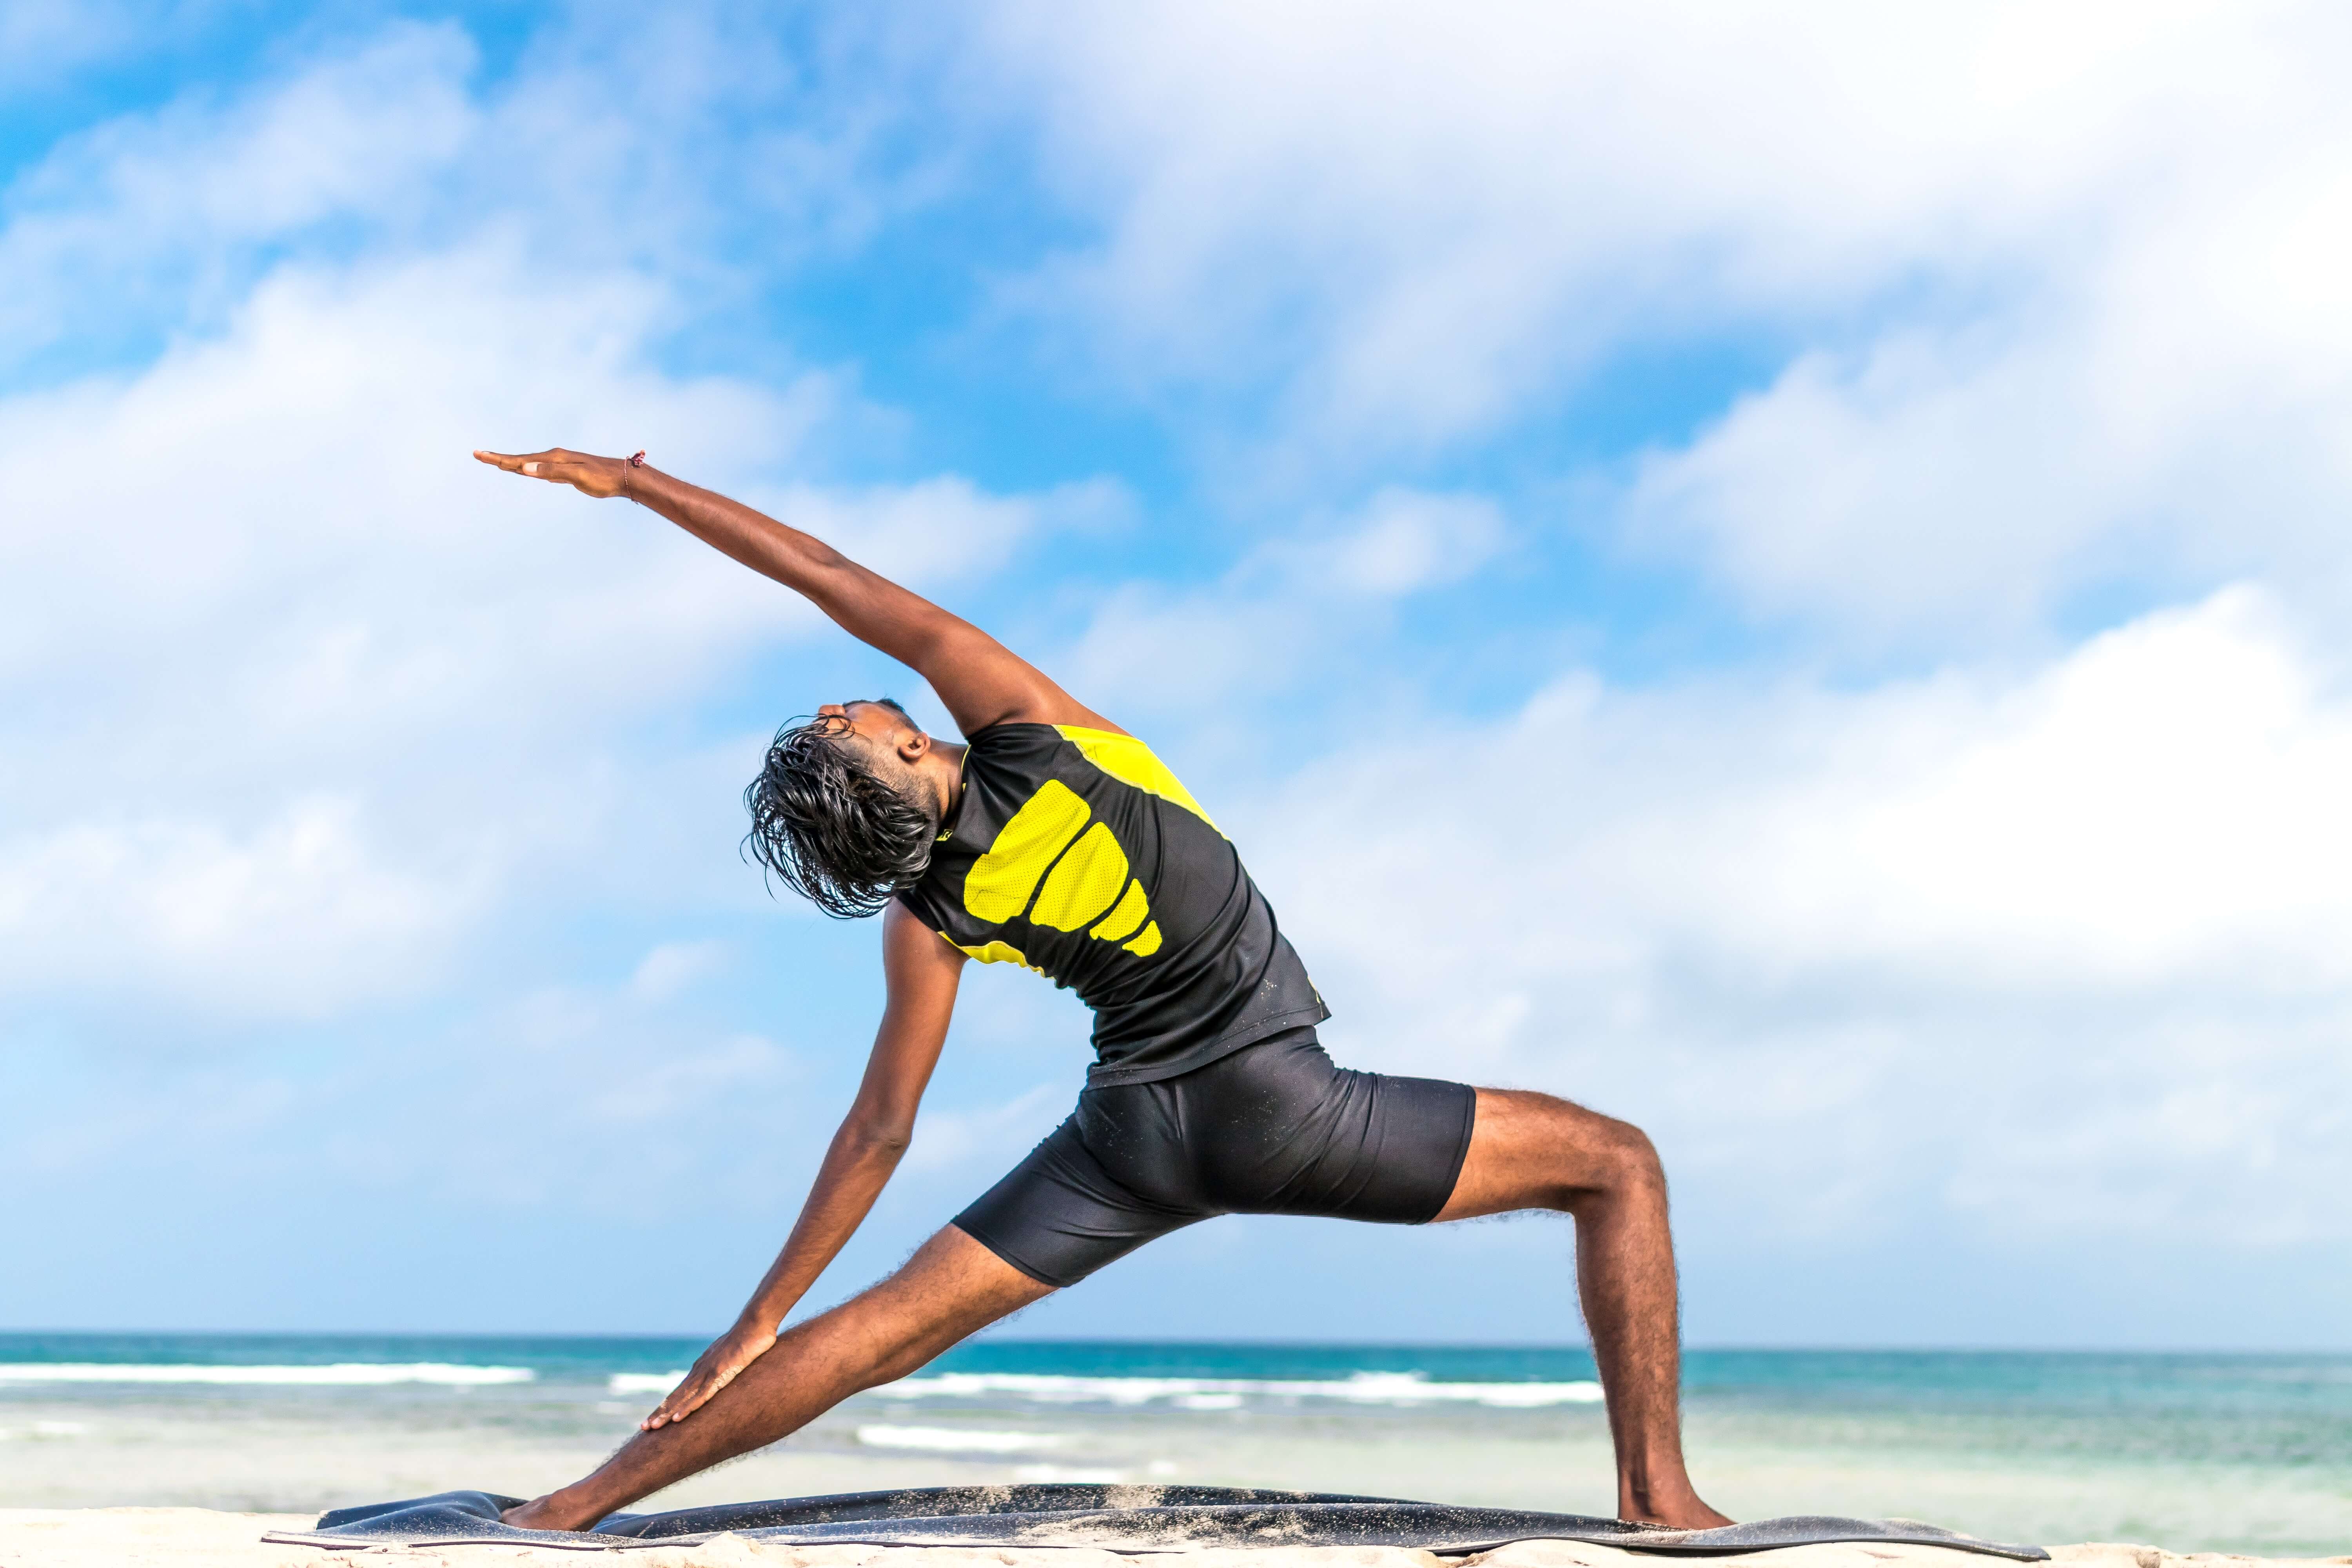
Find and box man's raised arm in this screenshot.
[474,447,1120,737]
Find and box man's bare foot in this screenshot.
[1627,1495,1735,1530]
[1620,1476,1735,1530]
[500,1495,586,1532]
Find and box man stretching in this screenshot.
[474,446,1730,1533]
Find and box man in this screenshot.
[473,446,1730,1533]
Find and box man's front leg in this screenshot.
[505,1226,1053,1532]
[1435,1088,1731,1529]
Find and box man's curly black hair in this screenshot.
[743,700,936,919]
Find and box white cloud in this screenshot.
[0,256,788,1014]
[765,475,1130,591]
[976,1,2253,423]
[1940,1016,2352,1249]
[1622,181,2352,639]
[897,1082,1066,1176]
[1053,486,1509,730]
[581,1033,789,1128]
[1566,587,2352,991]
[0,797,479,1016]
[0,958,823,1230]
[629,940,731,1004]
[0,24,480,366]
[972,0,2352,634]
[0,51,1107,1022]
[0,0,190,90]
[1270,488,1507,597]
[1252,586,2352,1246]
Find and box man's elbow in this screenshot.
[846,1118,914,1158]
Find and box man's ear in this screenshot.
[897,726,931,764]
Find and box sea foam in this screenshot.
[606,1367,1602,1407]
[609,1372,683,1394]
[872,1370,1604,1407]
[0,1363,534,1386]
[855,1424,1063,1453]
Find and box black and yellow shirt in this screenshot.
[895,723,1327,1085]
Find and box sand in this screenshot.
[0,1512,2345,1568]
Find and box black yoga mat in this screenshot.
[263,1481,2049,1557]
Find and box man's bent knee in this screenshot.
[1439,1089,1669,1219]
[1573,1113,1666,1212]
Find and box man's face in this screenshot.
[817,700,930,802]
[816,699,914,752]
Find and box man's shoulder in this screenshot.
[963,720,1067,761]
[1053,726,1220,835]
[956,722,1223,840]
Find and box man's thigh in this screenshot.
[1432,1089,1657,1222]
[860,1224,1059,1348]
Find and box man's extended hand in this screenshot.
[641,1319,778,1431]
[473,446,634,499]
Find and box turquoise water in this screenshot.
[3,1336,2348,1554]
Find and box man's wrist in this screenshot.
[734,1306,784,1338]
[616,449,659,502]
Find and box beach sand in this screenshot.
[0,1511,2345,1568]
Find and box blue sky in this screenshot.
[6,0,2351,1348]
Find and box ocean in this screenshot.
[1,1335,2346,1556]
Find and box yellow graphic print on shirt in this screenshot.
[954,777,1162,963]
[961,779,1090,923]
[952,938,1044,974]
[1054,726,1220,833]
[1031,822,1128,930]
[1088,879,1150,943]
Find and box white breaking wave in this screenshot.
[1014,1464,1129,1483]
[871,1370,1603,1408]
[608,1372,686,1395]
[0,1363,534,1387]
[856,1424,1064,1454]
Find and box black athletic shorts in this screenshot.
[953,1026,1478,1288]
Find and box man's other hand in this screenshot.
[641,1319,778,1431]
[473,446,634,499]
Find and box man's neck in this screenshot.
[924,741,970,829]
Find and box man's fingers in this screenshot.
[661,1363,740,1422]
[636,1335,769,1430]
[471,448,564,479]
[642,1397,697,1430]
[641,1386,690,1430]
[639,1367,726,1430]
[674,1369,729,1417]
[474,445,629,498]
[472,449,549,478]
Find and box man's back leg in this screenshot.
[505,1226,1053,1532]
[1434,1089,1731,1529]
